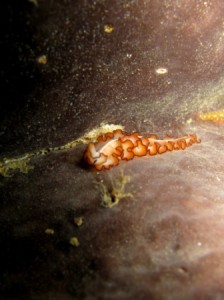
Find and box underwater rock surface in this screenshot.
[1,1,224,299]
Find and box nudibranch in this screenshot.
[84,129,201,171]
[198,109,224,124]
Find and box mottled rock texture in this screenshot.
[1,1,224,299]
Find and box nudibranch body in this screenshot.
[84,129,201,171]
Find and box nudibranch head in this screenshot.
[83,130,201,171]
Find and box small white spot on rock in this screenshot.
[155,67,168,75]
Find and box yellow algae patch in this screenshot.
[65,122,124,147]
[69,237,80,247]
[104,23,114,33]
[37,55,47,64]
[0,155,34,177]
[45,228,55,235]
[198,109,224,124]
[74,217,84,227]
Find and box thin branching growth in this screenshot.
[96,171,133,208]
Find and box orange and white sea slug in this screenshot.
[84,129,201,171]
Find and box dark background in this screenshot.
[1,1,224,299]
